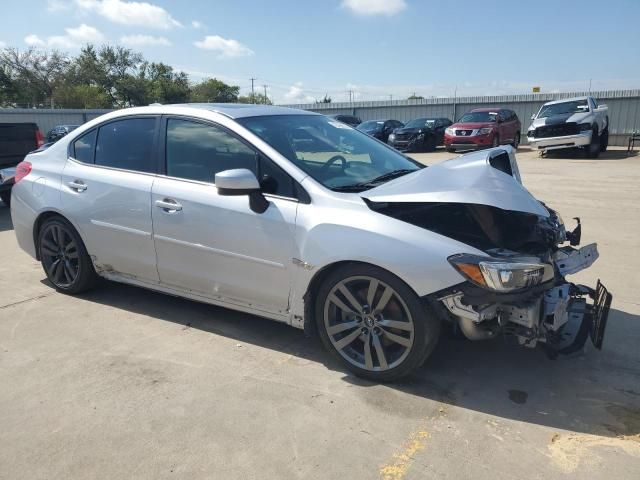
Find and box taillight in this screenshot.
[14,161,32,184]
[35,129,44,148]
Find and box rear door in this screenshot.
[0,123,38,167]
[60,116,160,282]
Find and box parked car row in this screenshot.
[340,94,609,158]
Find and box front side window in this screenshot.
[95,118,156,173]
[73,129,97,164]
[238,114,422,192]
[165,118,257,183]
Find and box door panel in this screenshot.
[60,160,158,282]
[151,177,297,314]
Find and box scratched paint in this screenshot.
[379,430,429,480]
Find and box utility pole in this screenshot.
[250,77,257,101]
[389,94,393,101]
[347,90,355,103]
[262,84,268,104]
[588,78,592,94]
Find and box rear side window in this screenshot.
[95,118,156,173]
[165,118,257,183]
[73,130,97,164]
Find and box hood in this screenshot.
[363,146,549,217]
[530,111,591,129]
[451,122,496,130]
[394,127,431,135]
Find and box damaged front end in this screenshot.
[364,147,612,355]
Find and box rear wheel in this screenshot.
[38,217,99,294]
[600,127,609,152]
[512,132,520,149]
[316,264,441,381]
[0,190,10,207]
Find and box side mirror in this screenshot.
[215,168,269,213]
[530,114,536,121]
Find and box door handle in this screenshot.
[155,198,183,212]
[67,180,87,192]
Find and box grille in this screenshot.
[394,133,411,141]
[455,129,473,136]
[532,123,579,138]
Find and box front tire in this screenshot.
[38,217,99,294]
[315,264,441,381]
[586,127,600,158]
[491,135,500,148]
[446,147,456,153]
[600,127,609,152]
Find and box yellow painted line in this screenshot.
[379,430,429,480]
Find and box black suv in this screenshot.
[388,117,452,152]
[328,114,362,128]
[357,119,404,142]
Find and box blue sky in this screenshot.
[1,0,639,103]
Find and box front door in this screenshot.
[60,117,160,282]
[151,117,297,315]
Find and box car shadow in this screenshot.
[0,203,13,232]
[63,278,640,439]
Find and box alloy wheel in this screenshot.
[40,224,80,288]
[323,276,415,372]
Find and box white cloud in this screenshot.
[341,0,407,16]
[75,0,181,29]
[0,41,7,48]
[283,82,315,104]
[24,34,46,47]
[194,35,254,58]
[120,34,171,46]
[47,0,72,11]
[191,20,203,29]
[25,24,105,49]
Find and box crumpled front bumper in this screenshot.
[433,242,612,355]
[527,132,592,151]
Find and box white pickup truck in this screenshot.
[526,96,609,158]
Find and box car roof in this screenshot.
[169,103,317,119]
[543,96,590,106]
[470,107,503,112]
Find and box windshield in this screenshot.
[357,120,384,131]
[404,118,436,129]
[537,99,589,118]
[238,115,422,191]
[458,111,498,123]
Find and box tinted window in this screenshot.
[73,130,97,164]
[95,118,156,173]
[258,155,295,198]
[166,118,257,183]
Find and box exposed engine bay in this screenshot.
[364,147,612,355]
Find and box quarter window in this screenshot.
[165,118,257,183]
[95,118,156,173]
[73,129,97,164]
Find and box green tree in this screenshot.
[407,94,424,100]
[238,92,272,104]
[190,78,240,103]
[0,47,69,107]
[316,94,332,104]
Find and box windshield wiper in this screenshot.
[330,169,417,193]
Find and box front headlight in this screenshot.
[448,254,554,292]
[477,127,493,135]
[445,127,455,136]
[388,133,396,141]
[578,122,592,132]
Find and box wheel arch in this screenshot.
[302,259,421,337]
[32,210,83,261]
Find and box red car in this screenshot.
[444,108,520,153]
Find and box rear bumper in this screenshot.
[527,132,592,150]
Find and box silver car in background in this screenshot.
[10,104,611,381]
